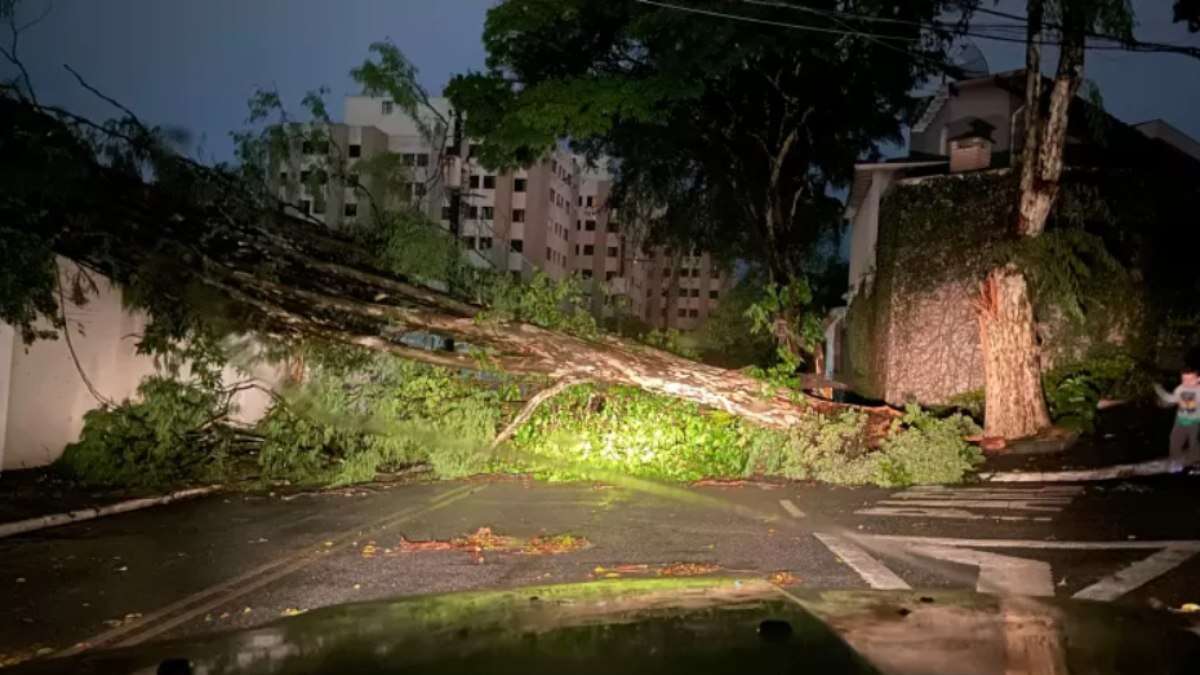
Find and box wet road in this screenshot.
[3,475,1200,667]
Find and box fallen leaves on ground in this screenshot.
[658,562,721,577]
[692,479,780,489]
[281,607,307,617]
[768,571,801,586]
[391,528,590,563]
[591,562,721,579]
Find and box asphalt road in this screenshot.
[3,475,1200,667]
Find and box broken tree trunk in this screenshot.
[3,94,883,432]
[978,266,1051,439]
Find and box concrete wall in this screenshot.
[1,260,280,471]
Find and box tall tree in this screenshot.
[446,0,963,368]
[981,0,1133,439]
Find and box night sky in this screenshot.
[4,0,1197,162]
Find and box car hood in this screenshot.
[11,578,1200,675]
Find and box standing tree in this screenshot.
[979,0,1133,439]
[446,0,965,371]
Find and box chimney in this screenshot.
[949,136,993,172]
[948,118,996,173]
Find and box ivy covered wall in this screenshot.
[845,168,1198,407]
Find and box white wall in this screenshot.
[1,260,280,471]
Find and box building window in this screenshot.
[464,236,476,249]
[663,269,671,277]
[300,199,312,214]
[513,209,525,223]
[347,173,359,187]
[402,153,416,166]
[690,288,700,297]
[279,171,289,182]
[482,206,494,220]
[606,271,616,281]
[417,154,429,167]
[469,175,480,189]
[312,199,325,215]
[469,143,481,157]
[344,202,358,218]
[483,175,496,189]
[678,288,687,297]
[549,188,556,203]
[711,269,721,279]
[576,220,582,230]
[510,239,524,253]
[301,140,313,155]
[441,206,453,220]
[546,246,552,261]
[709,290,719,300]
[583,244,595,255]
[345,144,361,159]
[300,170,311,183]
[408,182,426,198]
[467,206,479,219]
[662,289,669,297]
[577,196,583,207]
[381,100,394,114]
[584,220,596,231]
[574,244,581,255]
[606,221,618,233]
[689,309,699,318]
[678,309,687,318]
[582,269,593,279]
[607,246,618,257]
[586,196,594,207]
[479,237,493,250]
[691,268,701,278]
[514,178,527,192]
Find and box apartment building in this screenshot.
[276,96,727,331]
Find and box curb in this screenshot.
[980,458,1194,483]
[0,486,219,539]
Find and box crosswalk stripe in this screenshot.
[814,533,910,590]
[876,499,1064,512]
[909,544,1055,597]
[779,499,806,518]
[1072,547,1200,601]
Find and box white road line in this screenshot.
[900,486,1084,496]
[779,499,806,519]
[862,535,1200,551]
[814,533,911,590]
[910,545,1055,597]
[888,492,1075,503]
[1072,548,1200,601]
[876,499,1064,512]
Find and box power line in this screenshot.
[634,0,1200,59]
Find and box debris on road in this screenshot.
[391,527,590,563]
[590,562,722,579]
[768,571,801,587]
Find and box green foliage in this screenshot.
[641,328,700,360]
[1042,349,1144,432]
[503,385,755,482]
[57,377,232,487]
[945,389,986,422]
[502,385,981,487]
[745,278,826,365]
[256,348,518,485]
[0,226,60,343]
[351,41,447,147]
[477,272,599,338]
[693,278,777,368]
[448,0,956,279]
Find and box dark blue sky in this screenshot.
[5,0,1198,162]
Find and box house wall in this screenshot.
[847,170,897,296]
[1,260,281,471]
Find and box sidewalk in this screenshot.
[982,403,1180,476]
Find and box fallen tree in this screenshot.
[1,92,889,432]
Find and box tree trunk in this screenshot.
[3,96,899,434]
[978,266,1051,439]
[982,0,1087,439]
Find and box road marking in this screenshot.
[779,499,806,519]
[909,545,1055,597]
[59,483,483,656]
[1072,547,1200,601]
[814,533,911,590]
[815,534,1200,602]
[862,535,1200,551]
[857,485,1080,522]
[877,499,1064,512]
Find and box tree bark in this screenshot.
[979,266,1052,439]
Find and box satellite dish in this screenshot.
[949,39,989,80]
